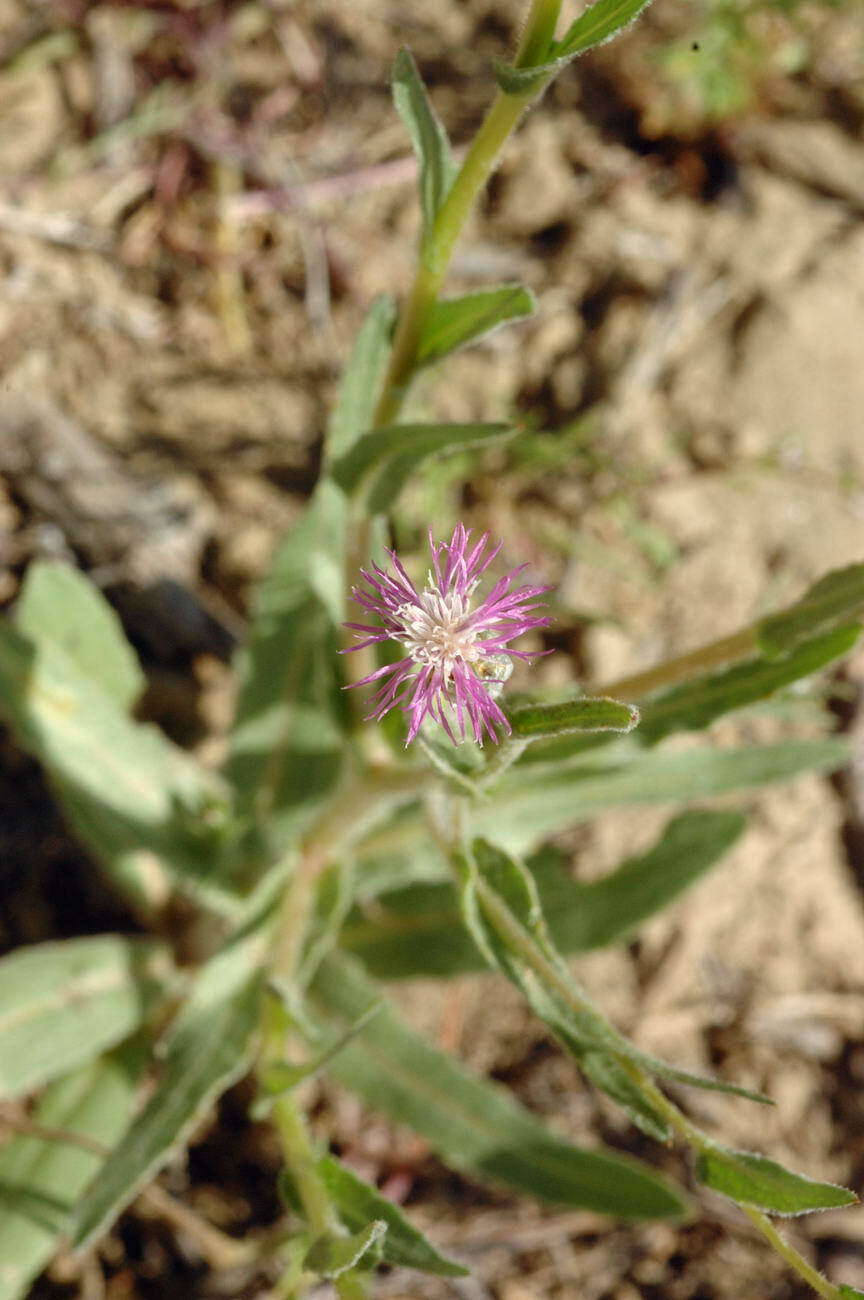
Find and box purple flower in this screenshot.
[343,524,552,745]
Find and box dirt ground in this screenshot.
[2,0,864,1296]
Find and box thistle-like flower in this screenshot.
[343,524,552,745]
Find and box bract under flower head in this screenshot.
[342,524,552,745]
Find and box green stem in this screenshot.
[336,1272,372,1300]
[468,865,843,1300]
[514,0,564,67]
[374,0,563,427]
[594,627,758,701]
[621,1070,842,1300]
[268,764,427,983]
[272,1089,338,1242]
[741,1207,842,1300]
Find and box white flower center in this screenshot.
[397,587,481,672]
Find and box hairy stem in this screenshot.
[463,848,844,1300]
[268,764,426,983]
[374,0,563,426]
[595,627,758,700]
[626,1072,843,1300]
[272,1089,338,1242]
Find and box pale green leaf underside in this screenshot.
[0,936,173,1101]
[0,1045,145,1300]
[71,931,264,1249]
[0,620,228,915]
[16,561,144,711]
[474,739,848,854]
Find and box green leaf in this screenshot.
[309,952,688,1220]
[493,0,653,95]
[417,286,536,368]
[281,1157,467,1276]
[554,0,654,59]
[0,1042,146,1300]
[839,1288,864,1298]
[537,809,746,953]
[71,926,265,1249]
[472,739,848,854]
[580,1052,671,1142]
[331,422,516,514]
[0,619,231,916]
[314,1158,468,1276]
[758,565,864,659]
[258,1000,383,1102]
[324,297,396,462]
[228,295,397,849]
[226,479,348,852]
[392,48,456,244]
[466,839,771,1110]
[345,811,745,980]
[508,694,639,741]
[696,1145,858,1216]
[16,561,144,710]
[0,936,174,1101]
[304,1221,386,1278]
[638,625,860,745]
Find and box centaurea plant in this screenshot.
[0,1,861,1298]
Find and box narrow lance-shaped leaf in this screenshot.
[696,1144,857,1216]
[0,936,174,1101]
[309,951,687,1220]
[460,841,671,1140]
[758,564,864,659]
[226,479,348,855]
[555,0,654,58]
[349,740,847,896]
[507,694,639,741]
[417,286,536,368]
[324,296,395,461]
[281,1157,468,1277]
[392,48,456,246]
[227,293,396,860]
[467,839,771,1110]
[637,624,860,746]
[71,925,266,1249]
[472,738,848,854]
[494,0,653,95]
[0,1042,147,1300]
[344,811,746,981]
[330,422,517,514]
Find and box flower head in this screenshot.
[343,524,552,745]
